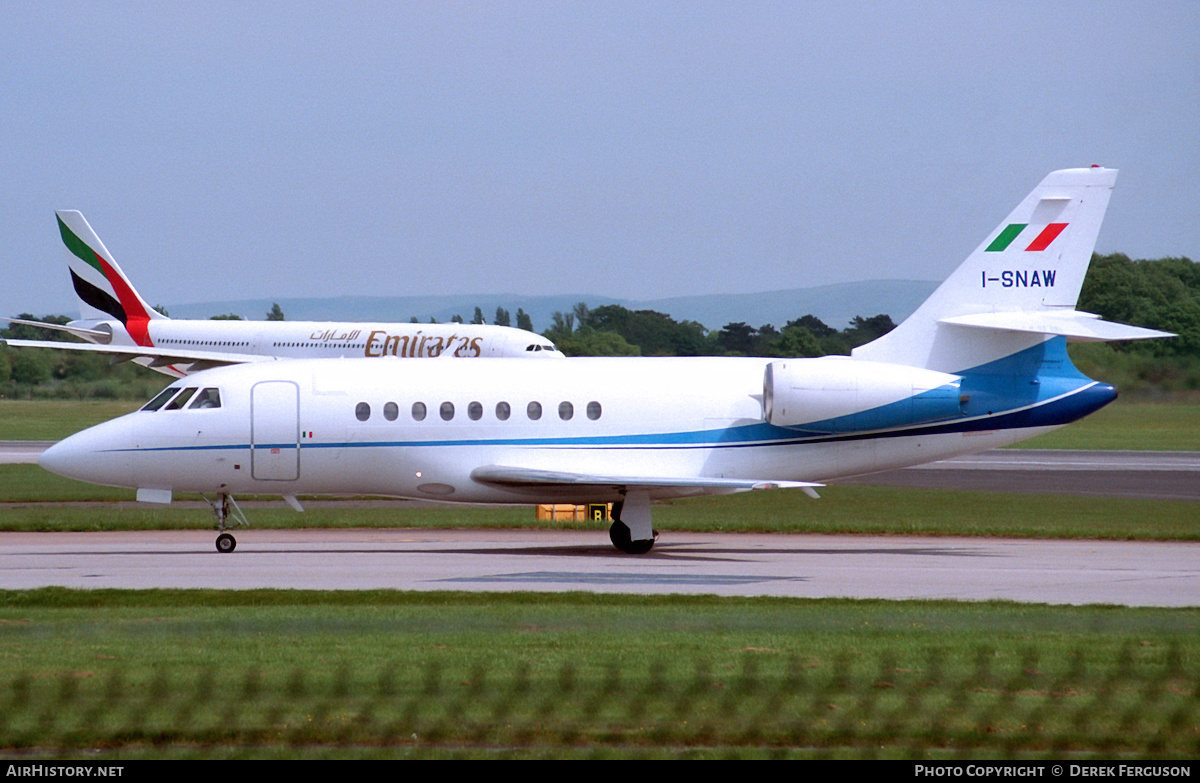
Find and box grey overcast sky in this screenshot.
[3,1,1197,319]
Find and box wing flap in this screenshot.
[470,465,822,497]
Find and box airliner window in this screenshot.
[383,402,399,421]
[468,401,483,421]
[559,401,573,420]
[412,402,427,421]
[164,388,198,410]
[141,386,182,412]
[189,388,222,409]
[527,401,542,420]
[495,401,511,421]
[587,401,602,420]
[356,402,371,421]
[440,402,455,421]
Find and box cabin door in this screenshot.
[251,381,300,481]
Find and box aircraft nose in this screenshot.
[38,438,88,480]
[38,418,134,487]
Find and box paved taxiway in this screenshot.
[0,441,53,464]
[0,529,1196,607]
[5,442,1199,498]
[836,449,1200,501]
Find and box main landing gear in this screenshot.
[608,491,657,554]
[203,493,249,554]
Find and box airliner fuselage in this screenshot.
[2,210,562,376]
[97,316,561,363]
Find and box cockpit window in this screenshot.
[142,386,182,412]
[188,388,222,409]
[164,387,198,410]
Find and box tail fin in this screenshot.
[854,167,1170,372]
[56,210,165,346]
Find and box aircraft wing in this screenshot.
[0,338,272,373]
[470,465,822,497]
[2,317,113,342]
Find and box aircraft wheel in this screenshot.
[608,520,655,554]
[215,533,237,554]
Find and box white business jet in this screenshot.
[36,167,1171,554]
[4,211,561,377]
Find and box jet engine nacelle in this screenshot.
[763,358,964,433]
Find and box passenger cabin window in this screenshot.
[356,402,371,421]
[375,399,601,424]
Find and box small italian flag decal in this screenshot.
[986,223,1069,252]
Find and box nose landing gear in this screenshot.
[203,493,249,553]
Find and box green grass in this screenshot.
[0,399,139,441]
[1,397,1197,758]
[1016,398,1200,451]
[0,590,1196,759]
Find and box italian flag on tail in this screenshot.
[985,222,1070,252]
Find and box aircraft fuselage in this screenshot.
[40,348,1114,505]
[81,317,561,363]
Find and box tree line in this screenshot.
[1069,253,1200,392]
[539,304,896,359]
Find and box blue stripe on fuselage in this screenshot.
[103,337,1113,456]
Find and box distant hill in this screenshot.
[165,279,938,334]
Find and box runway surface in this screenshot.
[0,529,1196,607]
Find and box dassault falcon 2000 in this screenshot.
[39,167,1172,553]
[3,211,561,377]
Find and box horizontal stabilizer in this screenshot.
[471,465,822,497]
[940,311,1175,342]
